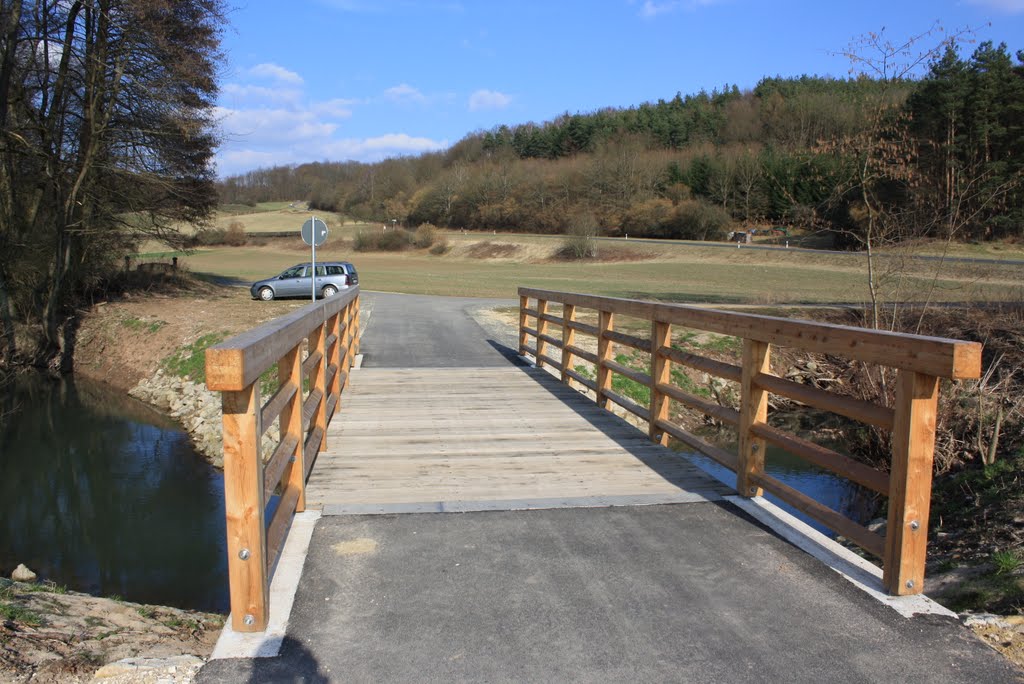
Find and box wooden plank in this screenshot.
[302,388,324,425]
[279,345,305,513]
[603,388,651,422]
[750,423,889,495]
[650,321,672,445]
[655,419,739,472]
[604,329,652,354]
[566,319,599,337]
[206,286,358,391]
[884,370,940,596]
[266,485,301,572]
[605,358,652,389]
[518,288,982,380]
[538,312,564,326]
[260,381,298,436]
[302,349,323,378]
[220,385,268,632]
[538,333,562,349]
[565,345,597,365]
[518,294,532,357]
[263,434,299,502]
[753,372,894,430]
[536,299,551,369]
[306,367,727,511]
[561,303,577,384]
[751,472,885,559]
[538,353,562,369]
[597,311,614,409]
[304,425,324,480]
[662,347,742,383]
[658,382,740,426]
[565,368,597,392]
[738,340,769,498]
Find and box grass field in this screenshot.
[152,207,1024,306]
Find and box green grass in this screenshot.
[171,233,1024,305]
[161,332,228,383]
[121,316,166,334]
[993,550,1021,575]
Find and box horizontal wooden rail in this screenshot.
[519,287,981,597]
[206,286,360,633]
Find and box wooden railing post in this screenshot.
[596,310,615,409]
[280,344,305,512]
[352,296,360,357]
[737,339,770,497]
[311,321,328,452]
[561,304,576,383]
[883,370,940,595]
[650,321,671,446]
[342,300,353,392]
[327,311,342,407]
[221,384,268,632]
[519,295,529,357]
[535,299,550,368]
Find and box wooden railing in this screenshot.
[518,287,981,596]
[205,287,360,632]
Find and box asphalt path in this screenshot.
[357,291,521,367]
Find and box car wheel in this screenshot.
[322,285,338,297]
[258,287,275,301]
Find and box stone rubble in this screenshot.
[129,369,281,469]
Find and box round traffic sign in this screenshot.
[301,217,329,246]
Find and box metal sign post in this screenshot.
[300,216,329,301]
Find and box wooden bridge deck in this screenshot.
[305,366,731,513]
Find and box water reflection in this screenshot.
[683,410,880,536]
[0,373,228,612]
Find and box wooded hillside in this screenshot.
[219,41,1024,246]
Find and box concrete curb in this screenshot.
[725,495,956,619]
[210,511,321,660]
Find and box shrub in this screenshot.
[353,229,380,251]
[429,237,450,255]
[413,223,439,248]
[670,200,731,241]
[558,212,599,260]
[378,227,412,251]
[225,220,247,246]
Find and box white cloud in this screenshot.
[248,63,304,85]
[222,83,303,105]
[312,98,359,118]
[635,0,723,17]
[384,83,428,104]
[967,0,1024,12]
[215,106,337,144]
[216,133,447,176]
[322,133,447,158]
[468,89,512,111]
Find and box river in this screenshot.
[0,372,228,612]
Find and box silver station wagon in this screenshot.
[250,261,358,301]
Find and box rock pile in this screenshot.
[129,370,280,469]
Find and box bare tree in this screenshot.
[0,0,224,368]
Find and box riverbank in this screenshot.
[0,577,222,683]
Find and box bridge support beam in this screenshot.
[884,370,939,595]
[221,384,269,632]
[738,340,769,498]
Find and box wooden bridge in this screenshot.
[205,286,982,636]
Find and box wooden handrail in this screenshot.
[519,287,981,596]
[206,286,360,632]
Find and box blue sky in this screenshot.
[215,0,1024,177]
